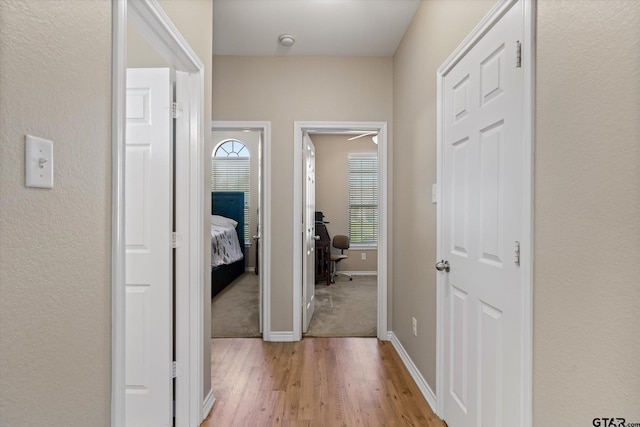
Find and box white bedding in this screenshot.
[211,215,244,267]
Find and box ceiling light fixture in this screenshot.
[278,34,295,47]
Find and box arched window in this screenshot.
[214,139,250,158]
[212,139,250,242]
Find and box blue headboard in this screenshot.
[211,191,245,250]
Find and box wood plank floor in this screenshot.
[201,338,446,427]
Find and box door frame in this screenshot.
[293,121,389,341]
[112,1,205,426]
[434,0,535,423]
[211,121,272,340]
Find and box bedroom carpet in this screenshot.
[210,273,377,338]
[211,273,261,338]
[305,275,377,338]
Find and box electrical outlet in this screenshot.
[412,317,417,336]
[361,252,366,260]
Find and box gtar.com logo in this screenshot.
[593,418,626,427]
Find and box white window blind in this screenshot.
[348,155,378,246]
[212,152,250,242]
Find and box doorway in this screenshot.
[112,1,206,425]
[211,121,272,340]
[304,132,380,337]
[293,121,388,342]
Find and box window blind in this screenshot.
[211,157,250,242]
[348,155,378,246]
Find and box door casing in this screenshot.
[435,0,535,423]
[112,1,206,425]
[293,121,389,341]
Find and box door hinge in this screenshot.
[514,241,521,266]
[172,101,183,119]
[516,41,522,68]
[171,360,182,379]
[171,232,183,249]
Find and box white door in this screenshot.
[125,68,173,427]
[302,134,316,333]
[440,3,525,426]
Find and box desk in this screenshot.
[314,222,331,285]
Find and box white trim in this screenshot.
[521,1,536,424]
[201,389,215,421]
[212,121,272,341]
[293,121,389,342]
[112,1,205,426]
[110,2,126,426]
[337,271,378,276]
[388,332,438,414]
[269,331,297,342]
[435,0,534,424]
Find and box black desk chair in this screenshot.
[330,235,352,283]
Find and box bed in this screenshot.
[211,191,245,298]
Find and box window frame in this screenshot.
[347,153,378,249]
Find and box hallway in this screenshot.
[202,338,444,426]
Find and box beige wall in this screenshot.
[311,134,378,272]
[213,56,393,331]
[211,130,260,269]
[0,1,112,425]
[392,0,496,392]
[534,0,640,422]
[394,0,640,422]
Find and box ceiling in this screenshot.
[212,0,422,57]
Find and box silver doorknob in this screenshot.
[435,260,450,273]
[313,235,321,240]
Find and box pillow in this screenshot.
[211,214,238,228]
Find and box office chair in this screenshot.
[330,235,352,283]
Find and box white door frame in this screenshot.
[435,0,535,423]
[293,121,389,341]
[211,121,272,341]
[112,1,205,426]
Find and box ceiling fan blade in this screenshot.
[347,131,377,141]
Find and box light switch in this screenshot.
[25,135,53,188]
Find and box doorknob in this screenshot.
[435,260,450,273]
[313,235,320,241]
[253,235,261,240]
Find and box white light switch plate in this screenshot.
[26,135,53,188]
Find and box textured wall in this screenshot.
[212,56,393,331]
[0,1,112,425]
[392,0,496,392]
[534,0,640,423]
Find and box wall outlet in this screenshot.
[361,252,366,260]
[412,317,417,336]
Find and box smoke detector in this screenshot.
[278,34,295,47]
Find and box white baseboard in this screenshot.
[268,331,296,342]
[244,267,255,273]
[202,389,215,422]
[388,331,438,414]
[340,271,378,276]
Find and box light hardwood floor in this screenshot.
[202,338,446,426]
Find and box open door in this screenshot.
[302,133,316,333]
[125,68,173,426]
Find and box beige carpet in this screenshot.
[210,273,377,338]
[305,275,377,337]
[211,273,261,338]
